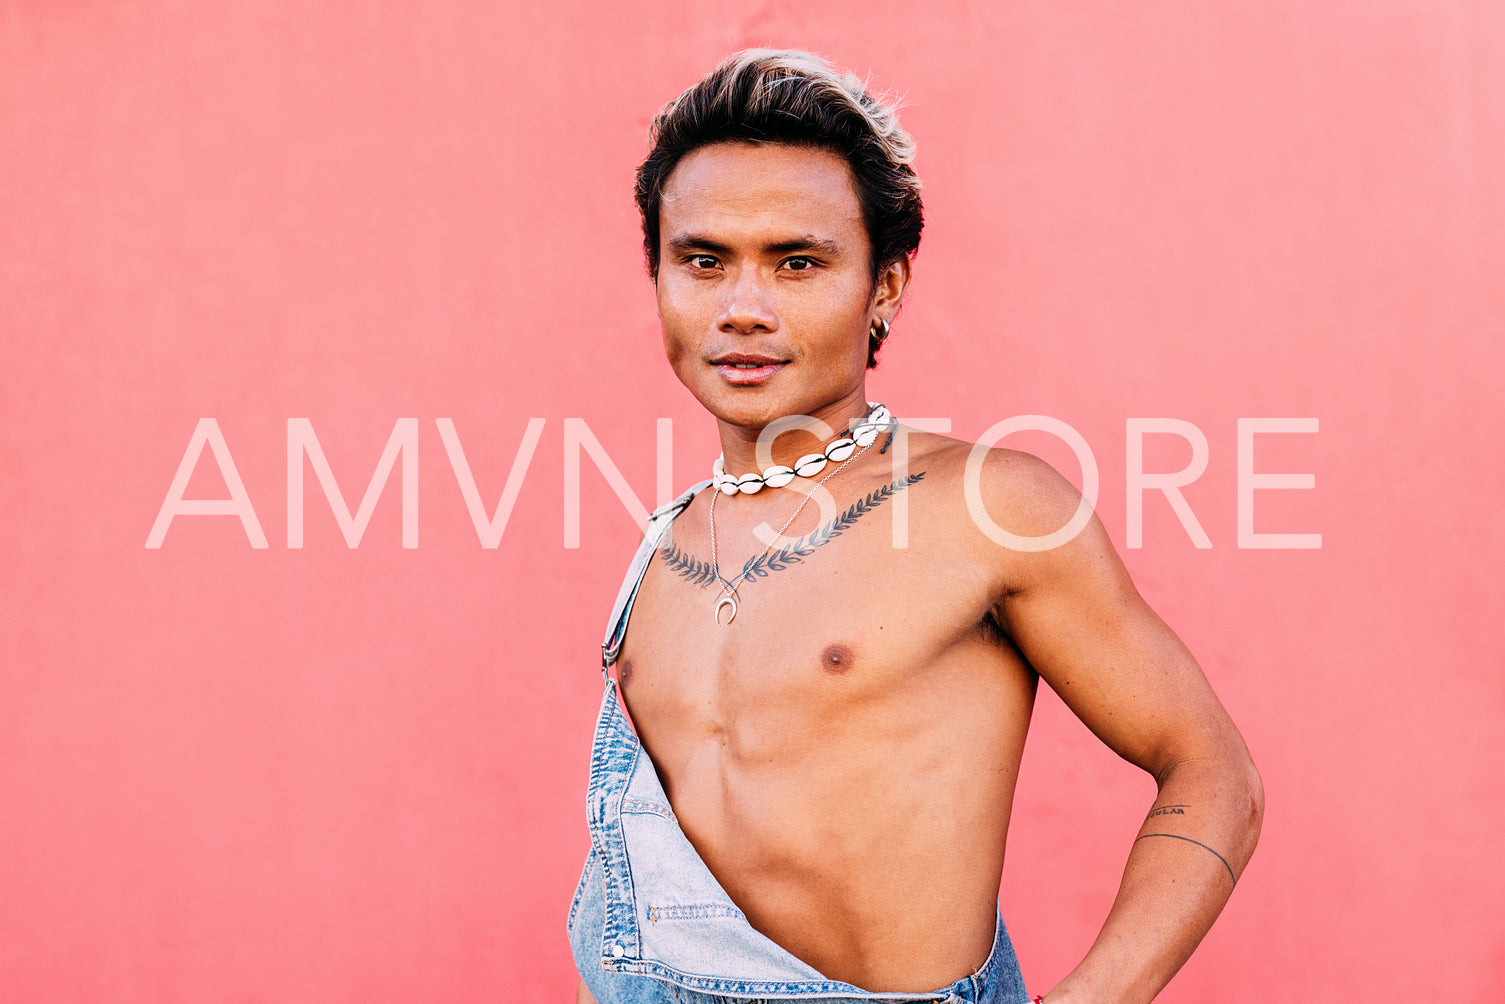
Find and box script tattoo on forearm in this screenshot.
[659,473,926,590]
[1136,804,1237,886]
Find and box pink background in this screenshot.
[4,1,1502,1000]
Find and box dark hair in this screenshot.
[635,50,924,366]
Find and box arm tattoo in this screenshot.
[659,473,926,591]
[1134,832,1237,886]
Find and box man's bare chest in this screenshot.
[615,479,1006,753]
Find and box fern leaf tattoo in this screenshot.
[659,472,925,590]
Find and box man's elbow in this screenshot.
[1163,744,1265,845]
[1242,756,1266,845]
[1211,747,1265,873]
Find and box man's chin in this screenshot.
[712,402,784,431]
[689,382,871,433]
[692,388,793,430]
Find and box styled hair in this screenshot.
[635,49,924,367]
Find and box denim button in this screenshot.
[611,943,624,959]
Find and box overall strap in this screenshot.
[599,479,711,681]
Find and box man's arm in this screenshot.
[982,450,1264,1004]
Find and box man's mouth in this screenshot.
[710,353,787,385]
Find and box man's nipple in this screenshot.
[819,644,855,675]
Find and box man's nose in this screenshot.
[715,267,778,334]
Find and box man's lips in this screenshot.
[709,353,788,385]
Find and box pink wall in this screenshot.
[3,2,1502,1000]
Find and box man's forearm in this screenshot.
[1043,756,1264,1004]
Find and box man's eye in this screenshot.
[784,257,815,271]
[688,255,719,269]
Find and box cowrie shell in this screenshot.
[763,465,796,488]
[794,453,828,477]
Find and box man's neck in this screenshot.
[716,394,875,475]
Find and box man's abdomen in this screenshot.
[624,636,1037,992]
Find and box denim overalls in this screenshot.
[567,482,1031,1003]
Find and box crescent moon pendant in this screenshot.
[714,596,738,626]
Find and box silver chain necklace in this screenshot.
[707,420,889,626]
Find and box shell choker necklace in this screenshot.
[711,403,894,496]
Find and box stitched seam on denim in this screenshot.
[621,798,676,818]
[647,903,745,923]
[591,685,644,962]
[602,959,947,999]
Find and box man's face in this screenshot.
[655,141,898,431]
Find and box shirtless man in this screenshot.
[568,50,1263,1003]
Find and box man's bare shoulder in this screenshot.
[896,428,1091,539]
[885,427,1123,619]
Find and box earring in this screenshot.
[870,318,891,344]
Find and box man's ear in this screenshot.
[871,255,913,319]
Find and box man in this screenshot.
[568,50,1262,1003]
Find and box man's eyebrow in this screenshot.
[665,233,845,257]
[666,233,733,256]
[766,236,843,257]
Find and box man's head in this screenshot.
[636,50,923,369]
